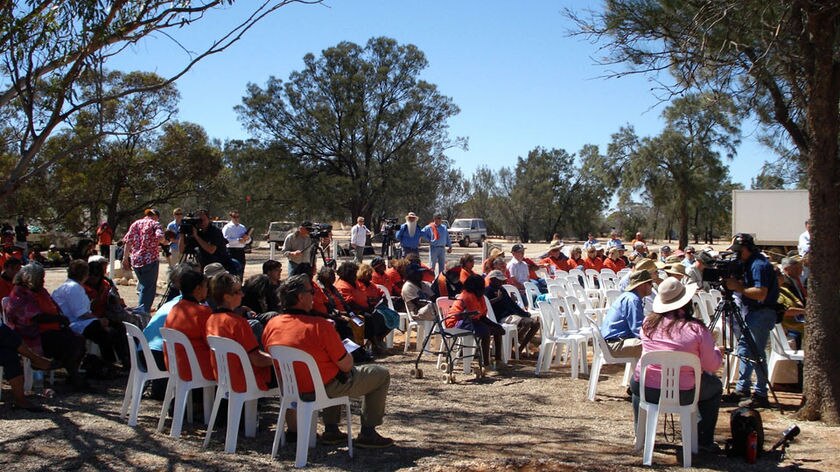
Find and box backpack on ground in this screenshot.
[727,407,764,458]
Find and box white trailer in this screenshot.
[731,189,810,246]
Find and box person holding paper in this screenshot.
[263,274,394,449]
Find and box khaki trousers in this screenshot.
[322,364,390,427]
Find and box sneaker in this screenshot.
[739,394,771,409]
[356,431,395,449]
[698,442,722,454]
[320,429,348,445]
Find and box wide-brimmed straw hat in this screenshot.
[406,212,418,219]
[548,240,564,251]
[653,278,698,313]
[488,247,505,260]
[633,258,658,274]
[625,270,653,292]
[664,263,687,277]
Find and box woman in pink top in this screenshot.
[630,277,723,452]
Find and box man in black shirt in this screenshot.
[182,209,239,274]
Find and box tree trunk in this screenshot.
[678,192,689,250]
[797,5,840,425]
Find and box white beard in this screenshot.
[406,220,417,237]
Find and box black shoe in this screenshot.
[722,389,749,403]
[698,442,722,454]
[739,394,771,409]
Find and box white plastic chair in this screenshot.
[547,281,568,299]
[523,281,541,310]
[768,325,804,385]
[634,351,701,468]
[603,289,622,309]
[617,268,632,280]
[584,269,600,290]
[204,336,279,453]
[484,296,519,365]
[121,322,170,426]
[387,283,433,353]
[535,303,587,378]
[269,345,353,468]
[158,327,217,438]
[376,284,406,349]
[585,317,638,401]
[502,284,526,309]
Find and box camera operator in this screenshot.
[180,209,240,276]
[395,212,422,257]
[281,221,317,274]
[725,233,779,409]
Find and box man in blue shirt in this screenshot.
[726,233,779,408]
[422,214,451,275]
[600,270,653,358]
[395,212,423,256]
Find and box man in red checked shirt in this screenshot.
[122,209,166,314]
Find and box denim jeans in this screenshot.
[736,307,776,396]
[134,261,159,314]
[631,372,723,447]
[429,246,447,275]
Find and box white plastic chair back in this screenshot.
[600,268,617,278]
[502,284,526,308]
[534,268,549,280]
[484,296,519,364]
[617,268,632,279]
[553,269,569,279]
[376,284,396,311]
[268,345,353,467]
[636,351,701,467]
[547,282,567,299]
[523,281,541,309]
[204,335,278,453]
[584,269,600,289]
[376,283,405,347]
[0,296,8,324]
[568,268,585,284]
[600,274,618,290]
[158,327,216,437]
[121,322,169,426]
[604,289,622,309]
[435,297,455,321]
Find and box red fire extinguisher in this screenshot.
[746,430,758,463]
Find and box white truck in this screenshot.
[731,189,809,246]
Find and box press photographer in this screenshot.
[281,220,332,273]
[724,233,779,409]
[179,209,241,275]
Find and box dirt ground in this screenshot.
[1,241,836,471]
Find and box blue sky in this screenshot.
[109,0,768,187]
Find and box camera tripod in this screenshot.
[707,286,781,411]
[155,239,199,310]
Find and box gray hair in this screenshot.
[279,274,312,309]
[780,257,801,269]
[14,263,45,289]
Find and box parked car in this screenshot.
[265,221,297,249]
[212,220,253,253]
[449,218,487,247]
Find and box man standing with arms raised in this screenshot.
[350,216,372,264]
[423,214,451,275]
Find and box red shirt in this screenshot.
[123,216,164,267]
[205,310,272,393]
[384,268,403,295]
[358,280,383,309]
[584,256,603,272]
[0,274,14,300]
[83,279,111,318]
[97,225,114,245]
[262,312,347,393]
[541,256,572,273]
[446,291,487,328]
[335,279,368,312]
[164,299,214,382]
[604,257,626,272]
[312,282,329,315]
[459,267,475,284]
[371,270,395,295]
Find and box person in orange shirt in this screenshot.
[96,222,114,259]
[205,273,273,393]
[384,258,407,296]
[163,270,215,383]
[370,257,395,295]
[335,262,390,354]
[405,253,435,283]
[263,275,394,448]
[447,274,505,368]
[458,254,477,285]
[604,247,627,272]
[540,241,572,274]
[481,247,505,275]
[357,263,385,309]
[568,245,586,270]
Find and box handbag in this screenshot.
[375,304,401,330]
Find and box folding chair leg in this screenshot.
[157,380,174,433]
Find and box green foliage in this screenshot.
[235,37,464,226]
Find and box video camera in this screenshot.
[308,222,332,239]
[702,252,744,283]
[179,212,202,234]
[382,217,399,236]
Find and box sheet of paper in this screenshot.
[342,338,360,353]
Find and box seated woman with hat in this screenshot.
[630,277,723,452]
[540,240,572,275]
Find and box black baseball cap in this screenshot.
[300,221,313,229]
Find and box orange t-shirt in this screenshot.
[262,312,347,393]
[459,267,475,284]
[312,283,329,315]
[584,256,603,272]
[371,270,395,295]
[420,263,435,283]
[569,257,585,270]
[205,310,272,393]
[164,299,214,382]
[604,257,626,272]
[384,268,403,295]
[358,280,383,307]
[0,274,14,300]
[335,279,368,312]
[446,291,487,328]
[541,256,572,273]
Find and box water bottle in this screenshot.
[746,430,758,463]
